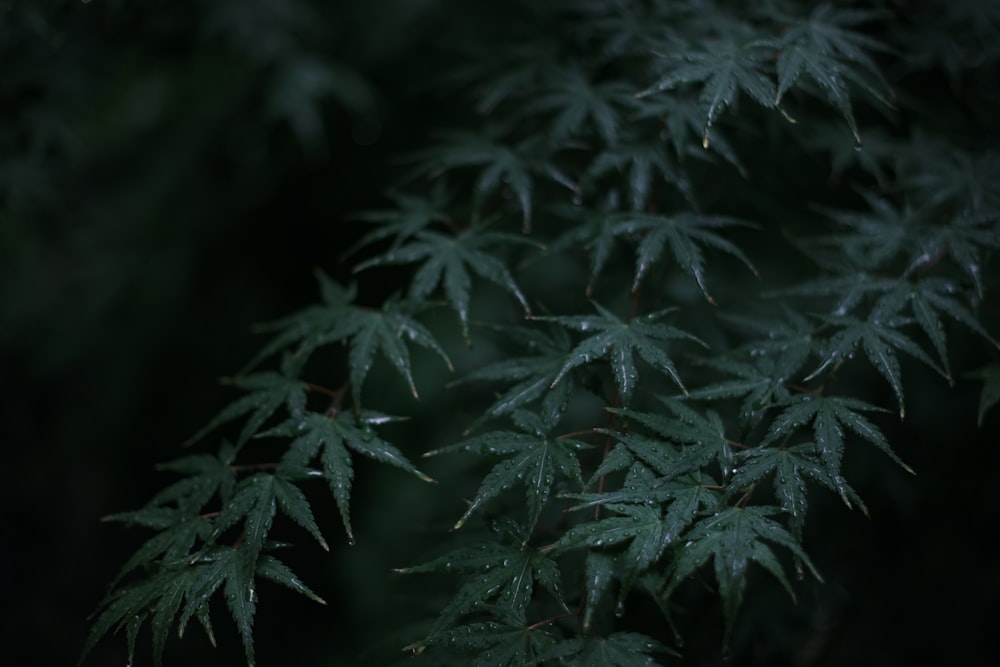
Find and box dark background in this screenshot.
[2,1,998,666]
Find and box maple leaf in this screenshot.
[423,619,557,665]
[911,210,1000,297]
[534,302,705,404]
[900,143,1000,216]
[582,128,694,210]
[791,193,913,273]
[589,211,758,302]
[447,322,574,435]
[408,130,571,231]
[424,408,587,532]
[242,274,453,409]
[609,397,735,480]
[82,544,323,667]
[353,226,534,340]
[538,631,679,666]
[967,363,1000,427]
[242,272,357,370]
[805,312,945,418]
[102,445,237,584]
[686,349,805,433]
[766,3,894,145]
[186,371,308,450]
[637,34,778,148]
[522,63,635,147]
[344,297,455,407]
[761,394,913,475]
[342,182,453,258]
[264,410,434,544]
[544,201,757,303]
[394,538,564,646]
[553,462,719,613]
[662,506,821,650]
[632,90,746,173]
[872,276,1000,381]
[729,443,866,539]
[210,472,329,564]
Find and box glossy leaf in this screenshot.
[538,631,678,666]
[535,303,704,403]
[425,409,587,532]
[662,506,821,649]
[266,410,434,543]
[354,227,533,339]
[762,394,913,474]
[395,539,564,645]
[638,35,777,147]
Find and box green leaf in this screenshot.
[632,90,747,173]
[730,443,866,538]
[447,323,574,435]
[873,277,1000,380]
[523,63,634,147]
[419,619,557,665]
[582,129,694,210]
[967,364,1000,427]
[582,550,618,633]
[768,3,893,145]
[686,349,804,432]
[211,473,278,566]
[343,182,453,258]
[267,410,434,544]
[354,226,533,339]
[535,302,704,403]
[348,297,454,406]
[762,394,912,474]
[663,506,821,650]
[102,515,211,586]
[272,476,328,551]
[255,553,327,605]
[426,409,586,532]
[408,130,564,231]
[83,542,290,667]
[806,312,945,418]
[243,273,357,370]
[538,631,678,666]
[395,540,563,643]
[187,372,308,449]
[593,212,758,302]
[610,397,734,479]
[912,210,1000,297]
[638,35,777,148]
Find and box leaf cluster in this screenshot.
[85,1,1000,665]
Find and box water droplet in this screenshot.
[360,428,375,442]
[615,600,625,617]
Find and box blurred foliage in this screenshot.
[2,1,999,666]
